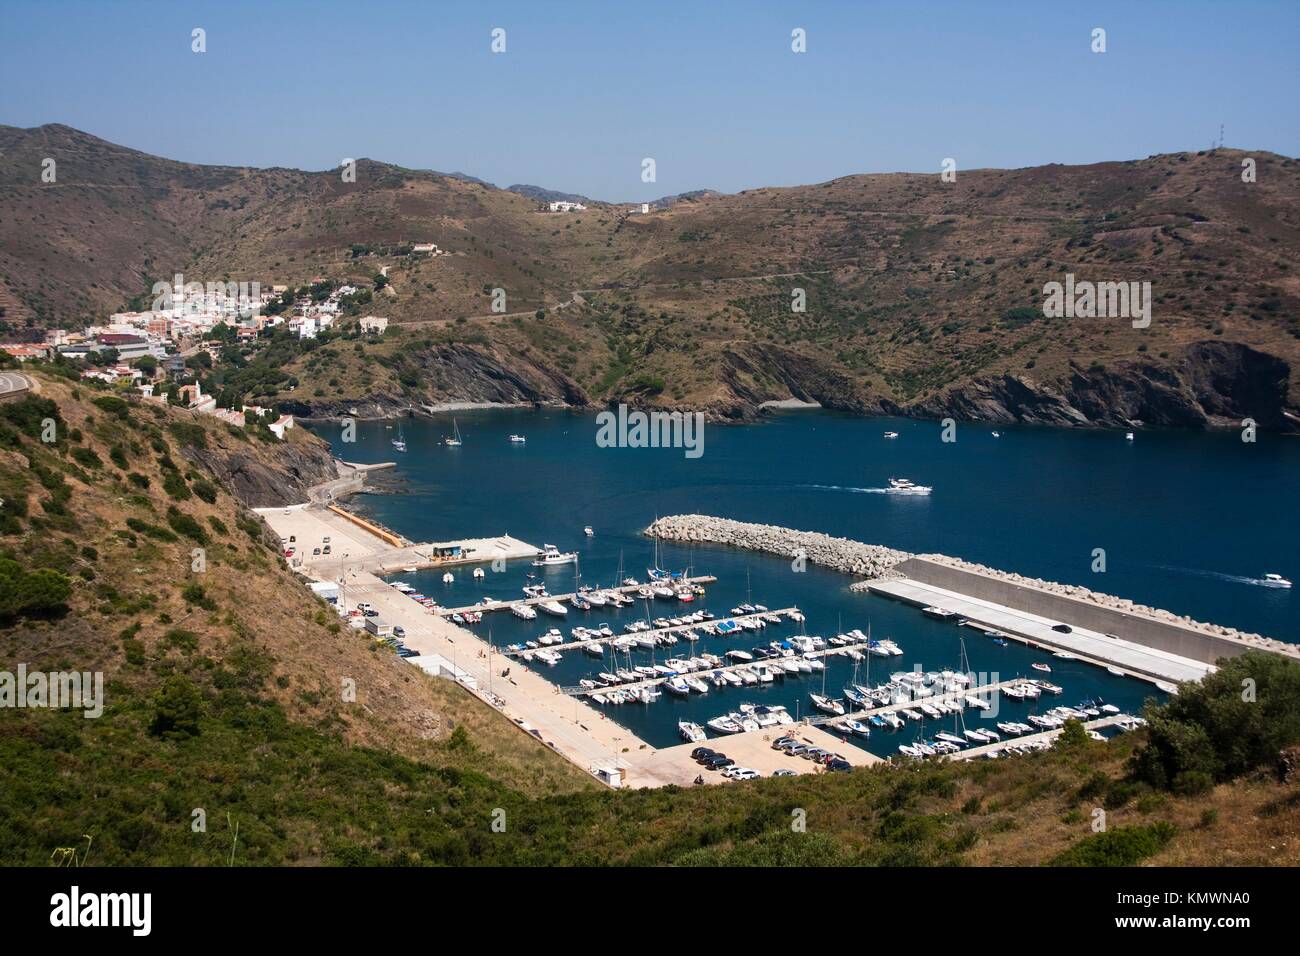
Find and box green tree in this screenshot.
[149,675,203,739]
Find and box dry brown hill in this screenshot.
[2,124,1297,428]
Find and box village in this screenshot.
[0,273,394,439]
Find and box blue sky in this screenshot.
[2,0,1297,200]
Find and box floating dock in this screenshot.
[555,633,871,697]
[439,576,718,617]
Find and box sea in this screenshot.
[308,409,1298,755]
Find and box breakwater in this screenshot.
[646,514,1293,660]
[644,514,911,578]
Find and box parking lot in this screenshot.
[632,722,881,787]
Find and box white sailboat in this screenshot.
[444,418,462,447]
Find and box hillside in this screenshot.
[2,125,1298,428]
[1,366,1298,866]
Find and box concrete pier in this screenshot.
[867,577,1214,686]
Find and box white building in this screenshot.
[359,316,389,334]
[548,200,587,212]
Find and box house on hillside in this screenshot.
[269,414,295,440]
[359,316,388,334]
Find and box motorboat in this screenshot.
[511,604,537,621]
[1031,662,1052,673]
[664,677,691,698]
[509,434,526,443]
[1262,573,1292,588]
[706,714,744,735]
[883,431,899,438]
[533,544,578,567]
[1125,431,1134,441]
[887,477,932,495]
[582,641,604,657]
[583,526,594,536]
[921,606,958,621]
[843,719,872,737]
[678,721,706,743]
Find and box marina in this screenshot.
[273,409,1297,784]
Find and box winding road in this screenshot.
[0,371,33,400]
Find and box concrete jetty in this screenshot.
[438,576,718,617]
[647,514,1296,686]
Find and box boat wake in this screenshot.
[1146,562,1289,589]
[800,484,931,497]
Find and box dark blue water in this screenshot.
[311,410,1298,753]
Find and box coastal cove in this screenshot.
[305,409,1297,755]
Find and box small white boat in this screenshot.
[508,434,526,444]
[444,419,463,447]
[809,694,844,716]
[1261,573,1292,588]
[1125,431,1134,441]
[472,567,485,579]
[887,477,932,495]
[678,720,706,743]
[1031,662,1052,673]
[883,431,899,439]
[991,431,1001,438]
[583,526,594,536]
[664,677,691,698]
[511,604,537,621]
[442,572,454,584]
[533,544,578,567]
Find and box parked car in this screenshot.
[1052,623,1072,633]
[704,755,734,771]
[690,747,715,761]
[827,758,852,773]
[322,545,331,554]
[771,736,796,750]
[787,744,810,757]
[803,748,830,761]
[772,769,798,777]
[312,548,321,555]
[356,603,373,612]
[724,766,760,780]
[393,626,405,638]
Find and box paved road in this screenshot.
[0,371,32,399]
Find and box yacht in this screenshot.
[533,544,579,567]
[508,434,526,444]
[390,438,407,452]
[991,431,1001,438]
[1261,573,1292,588]
[582,640,604,657]
[1031,662,1052,673]
[706,714,744,735]
[678,721,706,743]
[444,419,463,447]
[922,606,959,622]
[511,604,537,621]
[583,526,594,536]
[883,431,899,439]
[887,477,932,495]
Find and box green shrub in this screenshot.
[149,675,204,739]
[92,395,131,420]
[1131,651,1300,790]
[168,421,208,449]
[191,479,218,504]
[1051,822,1176,866]
[0,557,72,620]
[162,471,190,501]
[166,508,207,543]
